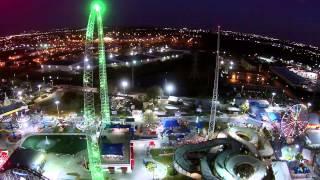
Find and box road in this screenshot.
[109,139,161,180]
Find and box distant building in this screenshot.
[40,60,84,73]
[270,66,307,88]
[240,59,257,71]
[288,67,318,80]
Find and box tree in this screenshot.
[168,165,178,176]
[263,127,272,139]
[240,100,249,114]
[144,109,158,124]
[295,153,304,162]
[146,161,157,171]
[146,86,163,104]
[146,162,157,180]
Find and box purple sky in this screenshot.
[1,0,320,46]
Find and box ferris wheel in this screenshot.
[281,104,309,138]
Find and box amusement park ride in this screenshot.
[208,26,221,139]
[281,104,309,138]
[83,1,110,179]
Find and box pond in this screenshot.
[21,135,87,154]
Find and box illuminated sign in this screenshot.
[307,124,320,129]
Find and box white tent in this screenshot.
[272,161,291,180]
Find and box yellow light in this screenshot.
[230,73,237,83]
[232,74,236,80]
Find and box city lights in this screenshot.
[1,1,320,180]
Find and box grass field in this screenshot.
[150,148,175,165]
[150,148,191,179]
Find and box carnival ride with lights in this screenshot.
[173,127,273,180]
[0,168,49,180]
[280,104,309,138]
[208,26,221,139]
[172,26,273,180]
[82,1,110,179]
[0,2,111,179]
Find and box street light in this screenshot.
[271,92,276,105]
[37,84,42,92]
[307,102,312,108]
[131,60,137,88]
[17,91,23,96]
[307,102,312,113]
[55,100,60,117]
[17,91,23,100]
[307,102,312,120]
[121,80,128,94]
[166,83,174,96]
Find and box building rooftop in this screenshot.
[305,129,320,149]
[0,101,27,120]
[100,128,131,165]
[271,66,306,87]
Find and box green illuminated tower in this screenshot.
[83,1,110,179]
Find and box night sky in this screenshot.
[1,0,320,46]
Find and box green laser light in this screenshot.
[94,3,101,12]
